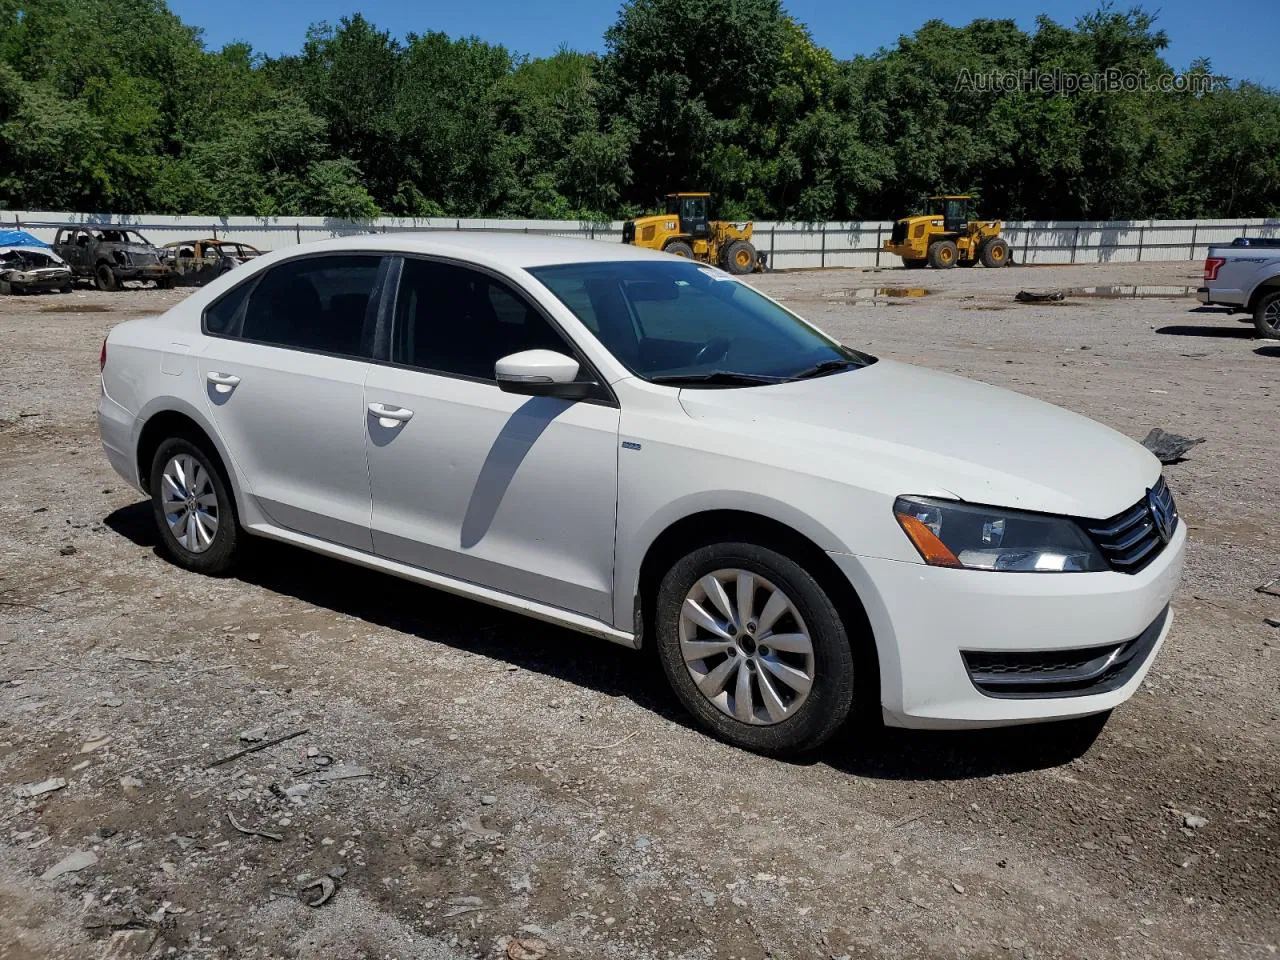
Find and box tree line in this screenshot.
[1,0,1277,222]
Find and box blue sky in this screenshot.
[170,0,1278,87]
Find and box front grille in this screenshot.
[1084,477,1177,574]
[890,221,908,244]
[962,606,1168,699]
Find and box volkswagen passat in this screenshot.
[98,234,1185,754]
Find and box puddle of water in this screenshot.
[835,287,931,304]
[1068,285,1197,299]
[39,303,111,313]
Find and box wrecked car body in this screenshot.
[52,226,172,291]
[159,238,262,286]
[0,231,73,294]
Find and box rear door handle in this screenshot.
[206,372,240,393]
[368,402,414,427]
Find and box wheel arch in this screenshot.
[1246,275,1280,313]
[133,402,243,513]
[633,508,880,711]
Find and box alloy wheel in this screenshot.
[1264,298,1280,335]
[678,568,816,725]
[160,453,219,553]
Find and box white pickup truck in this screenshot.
[1198,237,1280,339]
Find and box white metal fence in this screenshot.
[6,210,1278,269]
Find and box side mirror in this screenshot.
[495,350,594,400]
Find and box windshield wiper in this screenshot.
[649,371,789,387]
[791,358,862,380]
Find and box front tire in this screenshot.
[95,263,118,292]
[723,239,757,275]
[664,240,694,259]
[149,437,241,574]
[1254,289,1280,340]
[980,237,1010,268]
[654,542,855,755]
[928,240,958,269]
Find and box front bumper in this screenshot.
[115,264,171,282]
[3,269,72,291]
[830,520,1186,728]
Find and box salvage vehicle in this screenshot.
[883,195,1009,269]
[98,234,1184,755]
[0,231,73,294]
[1198,237,1280,339]
[160,239,262,287]
[53,226,172,291]
[623,192,765,274]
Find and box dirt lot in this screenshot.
[1,260,1276,960]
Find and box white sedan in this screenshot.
[98,233,1185,754]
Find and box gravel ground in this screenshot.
[0,260,1276,960]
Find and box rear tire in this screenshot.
[664,240,694,259]
[654,541,856,756]
[149,437,241,575]
[95,263,118,292]
[980,237,1010,268]
[1255,290,1280,340]
[723,239,757,275]
[927,240,958,269]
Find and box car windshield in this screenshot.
[528,260,874,386]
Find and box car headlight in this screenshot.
[893,496,1106,572]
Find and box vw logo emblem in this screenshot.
[1147,487,1175,544]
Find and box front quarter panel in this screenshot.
[611,380,914,631]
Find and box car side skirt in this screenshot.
[245,521,641,650]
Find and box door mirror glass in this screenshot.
[495,350,590,399]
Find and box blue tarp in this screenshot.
[0,229,49,248]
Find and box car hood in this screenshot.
[676,358,1159,519]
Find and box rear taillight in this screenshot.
[1204,257,1225,281]
[99,338,107,371]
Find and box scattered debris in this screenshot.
[952,882,966,894]
[481,794,497,805]
[508,937,550,960]
[1014,289,1064,303]
[587,730,640,751]
[459,815,501,840]
[1141,428,1205,464]
[205,727,309,769]
[1183,814,1209,830]
[120,776,144,794]
[1264,617,1280,628]
[238,726,267,743]
[81,735,112,753]
[299,875,336,907]
[0,598,51,613]
[314,764,372,782]
[443,895,484,918]
[225,812,283,842]
[1257,576,1280,598]
[40,850,98,881]
[59,544,77,556]
[15,777,67,799]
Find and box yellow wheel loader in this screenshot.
[883,196,1009,269]
[622,192,766,274]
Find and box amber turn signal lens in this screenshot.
[895,512,962,568]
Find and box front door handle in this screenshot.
[206,371,240,393]
[368,402,414,428]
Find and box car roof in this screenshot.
[290,231,674,269]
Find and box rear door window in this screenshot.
[206,255,383,358]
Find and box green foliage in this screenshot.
[1,0,1277,220]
